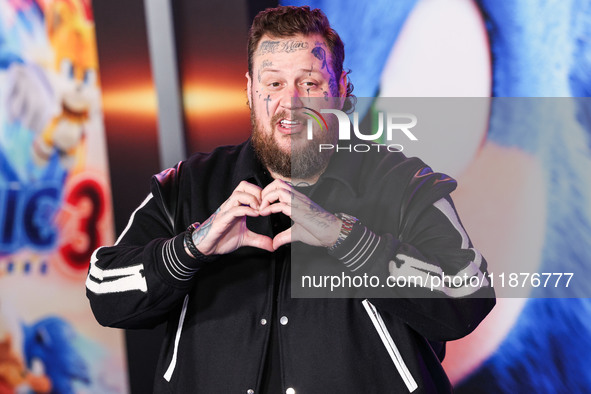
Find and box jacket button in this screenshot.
[260,318,267,326]
[280,316,288,325]
[247,389,254,394]
[286,388,295,394]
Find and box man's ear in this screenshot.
[246,72,252,109]
[338,70,348,110]
[339,70,348,97]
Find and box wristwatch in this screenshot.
[329,213,359,251]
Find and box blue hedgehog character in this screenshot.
[285,0,591,392]
[22,317,90,394]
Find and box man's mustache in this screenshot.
[270,110,307,125]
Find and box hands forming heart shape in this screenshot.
[192,179,342,256]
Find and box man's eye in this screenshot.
[303,82,317,87]
[269,82,281,87]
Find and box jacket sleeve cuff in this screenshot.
[155,233,216,287]
[328,222,388,273]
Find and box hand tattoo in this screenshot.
[302,202,336,229]
[192,207,219,246]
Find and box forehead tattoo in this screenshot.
[258,40,310,55]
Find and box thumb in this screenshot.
[272,228,293,250]
[242,230,274,252]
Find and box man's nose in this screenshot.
[280,84,303,109]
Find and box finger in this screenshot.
[272,228,293,250]
[260,188,293,211]
[235,180,263,197]
[258,201,291,218]
[227,191,261,209]
[242,230,274,252]
[262,180,314,211]
[261,179,291,199]
[219,206,260,223]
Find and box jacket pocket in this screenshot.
[361,299,418,392]
[164,294,190,382]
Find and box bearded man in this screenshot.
[86,6,494,393]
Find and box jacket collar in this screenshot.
[231,138,272,188]
[317,145,362,198]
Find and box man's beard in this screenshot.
[251,109,336,180]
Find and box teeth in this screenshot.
[280,120,298,125]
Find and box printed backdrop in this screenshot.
[0,1,127,393]
[2,0,589,393]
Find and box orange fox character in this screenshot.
[0,334,51,394]
[32,0,99,170]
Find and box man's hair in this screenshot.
[248,6,355,106]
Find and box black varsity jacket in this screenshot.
[86,138,495,393]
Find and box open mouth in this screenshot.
[277,118,304,134]
[62,102,90,120]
